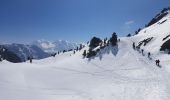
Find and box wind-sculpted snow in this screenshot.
[0,38,170,100]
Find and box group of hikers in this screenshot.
[132,42,161,67]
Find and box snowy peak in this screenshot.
[32,39,78,53]
[53,40,78,51]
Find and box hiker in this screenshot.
[28,56,33,63]
[82,50,87,58]
[148,52,151,58]
[30,57,32,63]
[141,49,144,55]
[155,60,157,65]
[132,42,136,50]
[155,59,160,66]
[157,59,160,66]
[104,39,106,45]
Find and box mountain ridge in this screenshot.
[32,39,79,53]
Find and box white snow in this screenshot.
[1,36,170,100]
[1,9,170,100]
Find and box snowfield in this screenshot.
[1,8,170,100]
[1,37,170,100]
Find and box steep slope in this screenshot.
[131,8,170,72]
[132,8,170,54]
[32,40,78,53]
[0,38,170,100]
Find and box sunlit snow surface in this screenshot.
[0,37,169,100]
[1,11,170,100]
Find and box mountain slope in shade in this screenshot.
[32,40,78,53]
[1,43,50,62]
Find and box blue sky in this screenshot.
[0,0,170,43]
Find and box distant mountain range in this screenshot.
[0,40,79,63]
[32,40,78,53]
[0,43,50,62]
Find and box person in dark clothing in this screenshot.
[157,59,160,66]
[155,60,158,65]
[82,50,86,58]
[148,52,151,58]
[28,56,33,63]
[30,58,32,63]
[155,59,160,66]
[132,42,136,50]
[141,49,144,55]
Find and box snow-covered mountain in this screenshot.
[0,43,50,62]
[131,7,170,56]
[32,40,78,53]
[1,8,170,100]
[0,39,78,63]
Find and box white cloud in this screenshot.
[122,20,135,35]
[125,20,135,25]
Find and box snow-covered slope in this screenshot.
[1,37,170,100]
[1,8,170,100]
[132,9,170,52]
[130,8,170,71]
[32,40,78,53]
